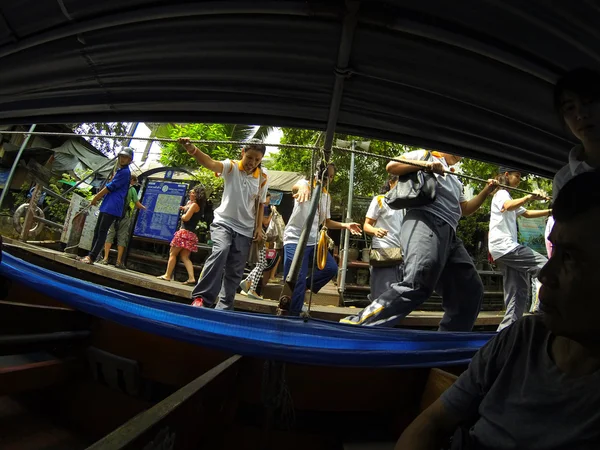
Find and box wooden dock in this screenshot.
[1,237,504,330]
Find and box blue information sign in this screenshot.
[0,168,9,188]
[134,181,188,242]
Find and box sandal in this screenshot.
[182,280,196,286]
[156,275,171,281]
[76,256,93,265]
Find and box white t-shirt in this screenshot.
[366,195,404,248]
[402,150,466,230]
[283,179,331,246]
[488,189,526,260]
[213,159,268,237]
[553,145,594,200]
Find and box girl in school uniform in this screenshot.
[363,175,405,301]
[178,137,268,310]
[282,164,362,316]
[488,167,551,331]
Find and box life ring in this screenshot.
[13,203,45,237]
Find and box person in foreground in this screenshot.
[396,171,600,450]
[341,150,496,330]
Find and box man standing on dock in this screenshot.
[77,147,134,265]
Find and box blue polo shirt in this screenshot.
[99,166,131,217]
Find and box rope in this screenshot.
[331,145,551,200]
[0,130,319,150]
[1,129,550,198]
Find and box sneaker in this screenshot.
[191,297,204,307]
[97,259,109,265]
[115,262,127,270]
[247,290,263,300]
[239,278,251,295]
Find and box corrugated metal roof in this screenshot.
[0,1,597,177]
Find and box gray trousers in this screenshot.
[495,245,547,331]
[369,263,403,301]
[191,222,252,310]
[343,210,484,331]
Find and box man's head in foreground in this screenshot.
[539,170,600,348]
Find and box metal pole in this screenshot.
[278,181,323,314]
[322,1,359,161]
[0,124,36,211]
[338,141,355,297]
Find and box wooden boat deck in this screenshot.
[1,237,504,329]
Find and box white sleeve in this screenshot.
[493,190,511,211]
[219,159,233,179]
[401,150,426,161]
[365,197,381,220]
[516,206,527,216]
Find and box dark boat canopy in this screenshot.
[1,1,598,177]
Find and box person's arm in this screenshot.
[178,137,224,173]
[262,210,273,228]
[364,217,388,238]
[521,209,551,219]
[387,157,445,177]
[181,203,200,222]
[502,193,546,212]
[91,187,109,206]
[324,218,362,235]
[396,398,463,450]
[460,179,497,216]
[135,200,147,210]
[292,179,311,203]
[254,203,265,241]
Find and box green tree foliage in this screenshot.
[70,123,131,156]
[270,127,419,218]
[158,123,273,202]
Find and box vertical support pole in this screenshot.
[0,124,36,211]
[338,141,355,300]
[20,183,42,242]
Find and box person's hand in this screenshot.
[531,189,550,202]
[90,196,99,206]
[178,137,197,155]
[374,228,388,238]
[293,183,311,203]
[485,179,498,194]
[425,161,445,175]
[346,222,362,235]
[253,228,265,242]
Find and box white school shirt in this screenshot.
[365,195,404,248]
[488,189,526,260]
[553,145,594,200]
[283,179,331,246]
[213,159,268,238]
[402,150,466,230]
